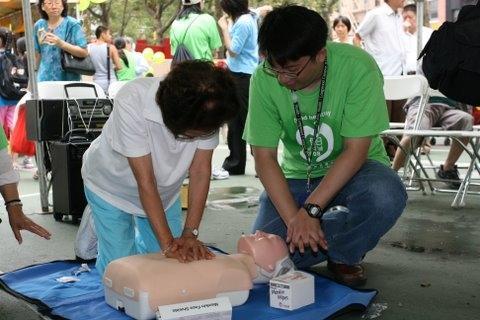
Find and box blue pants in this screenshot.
[84,187,183,275]
[252,160,407,268]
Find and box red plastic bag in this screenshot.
[10,104,35,156]
[473,106,480,125]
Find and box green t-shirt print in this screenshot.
[244,42,390,179]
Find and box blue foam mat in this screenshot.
[0,260,377,320]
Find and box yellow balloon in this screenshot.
[152,51,165,64]
[90,0,107,3]
[142,48,154,61]
[78,0,90,11]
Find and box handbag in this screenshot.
[61,21,96,76]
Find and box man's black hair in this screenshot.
[220,0,250,21]
[37,0,68,20]
[95,26,109,39]
[177,3,202,19]
[156,60,239,137]
[259,5,328,66]
[333,15,352,32]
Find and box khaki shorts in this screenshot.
[405,103,473,131]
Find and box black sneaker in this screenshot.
[436,165,461,189]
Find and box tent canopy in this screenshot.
[0,0,23,17]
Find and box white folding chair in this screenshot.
[382,75,432,193]
[383,77,480,208]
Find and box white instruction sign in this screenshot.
[157,296,232,320]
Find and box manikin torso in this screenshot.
[103,231,294,319]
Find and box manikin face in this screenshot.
[237,230,289,272]
[334,21,349,40]
[42,0,64,19]
[264,48,327,91]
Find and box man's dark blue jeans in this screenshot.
[252,160,407,268]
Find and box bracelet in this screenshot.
[5,199,22,207]
[6,202,23,210]
[162,242,174,255]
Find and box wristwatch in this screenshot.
[183,226,199,238]
[303,203,323,218]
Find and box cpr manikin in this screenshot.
[103,231,294,320]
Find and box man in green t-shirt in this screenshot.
[243,5,407,287]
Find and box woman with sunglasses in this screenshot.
[81,61,238,275]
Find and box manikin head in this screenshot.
[237,231,294,283]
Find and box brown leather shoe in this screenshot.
[327,261,367,287]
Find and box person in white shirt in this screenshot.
[333,16,354,45]
[81,61,239,275]
[355,0,407,76]
[355,0,408,146]
[402,3,434,74]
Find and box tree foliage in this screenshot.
[82,0,339,43]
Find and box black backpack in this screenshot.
[419,1,480,105]
[171,15,200,67]
[0,51,28,101]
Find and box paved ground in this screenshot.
[1,142,479,319]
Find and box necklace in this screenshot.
[48,17,64,31]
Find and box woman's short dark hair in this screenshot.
[177,3,202,19]
[333,15,352,32]
[156,60,239,137]
[259,5,328,66]
[403,4,417,14]
[220,0,250,21]
[37,0,68,20]
[114,37,126,50]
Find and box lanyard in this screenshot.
[291,58,328,193]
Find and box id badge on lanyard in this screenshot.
[291,58,328,193]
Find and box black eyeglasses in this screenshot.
[175,129,217,141]
[263,58,312,79]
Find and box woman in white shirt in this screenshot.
[81,61,239,275]
[333,16,354,45]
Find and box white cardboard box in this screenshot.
[269,271,315,311]
[156,296,231,320]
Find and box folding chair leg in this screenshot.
[451,141,480,209]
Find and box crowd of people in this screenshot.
[0,0,477,289]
